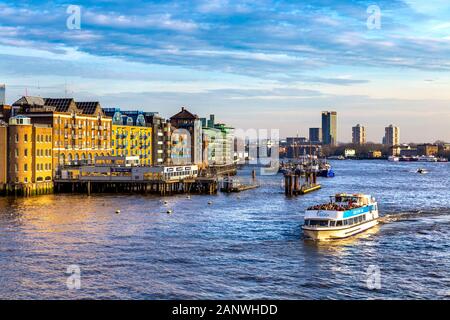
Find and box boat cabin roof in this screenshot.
[332,193,371,203]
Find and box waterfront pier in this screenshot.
[54,177,218,196]
[284,171,321,196]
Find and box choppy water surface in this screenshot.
[1,160,449,299]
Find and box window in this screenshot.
[15,134,18,143]
[336,221,343,226]
[15,164,18,172]
[24,164,28,172]
[15,148,18,157]
[24,134,28,142]
[308,220,329,227]
[330,221,336,227]
[24,149,28,157]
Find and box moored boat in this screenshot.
[302,193,379,241]
[418,155,438,162]
[388,156,399,162]
[317,162,335,177]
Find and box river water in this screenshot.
[0,160,449,299]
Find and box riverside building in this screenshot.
[1,115,53,195]
[201,115,235,166]
[0,121,7,193]
[12,97,112,172]
[170,107,203,165]
[103,108,153,166]
[143,112,172,165]
[309,128,322,144]
[352,124,366,145]
[321,111,337,146]
[383,124,400,146]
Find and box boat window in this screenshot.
[309,220,329,227]
[330,221,336,227]
[343,220,348,226]
[336,221,343,226]
[304,220,309,226]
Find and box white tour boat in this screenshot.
[418,155,438,162]
[302,193,379,241]
[388,156,399,162]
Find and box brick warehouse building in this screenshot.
[12,97,112,174]
[0,115,53,195]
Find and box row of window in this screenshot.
[14,163,50,172]
[54,118,111,129]
[164,170,198,179]
[15,176,51,183]
[112,150,151,156]
[305,214,368,227]
[36,163,52,171]
[54,141,109,148]
[36,135,51,143]
[36,149,52,157]
[14,149,52,157]
[55,130,110,138]
[113,129,151,135]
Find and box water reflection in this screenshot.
[0,161,449,299]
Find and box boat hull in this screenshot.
[303,219,378,241]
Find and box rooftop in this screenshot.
[170,107,198,120]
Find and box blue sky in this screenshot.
[1,0,450,142]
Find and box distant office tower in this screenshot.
[352,124,366,145]
[0,84,5,105]
[321,111,337,145]
[383,124,400,146]
[309,128,322,143]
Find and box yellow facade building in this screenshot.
[112,125,153,165]
[0,121,7,193]
[12,97,112,172]
[5,115,53,195]
[104,109,152,166]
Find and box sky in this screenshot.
[0,0,449,143]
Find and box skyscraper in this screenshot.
[309,128,322,143]
[321,111,337,145]
[383,125,400,146]
[0,84,5,105]
[352,124,366,145]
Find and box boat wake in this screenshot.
[379,209,450,224]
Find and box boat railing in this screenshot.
[307,203,363,211]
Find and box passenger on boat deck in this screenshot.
[307,202,361,211]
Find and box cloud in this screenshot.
[1,0,450,78]
[1,0,450,142]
